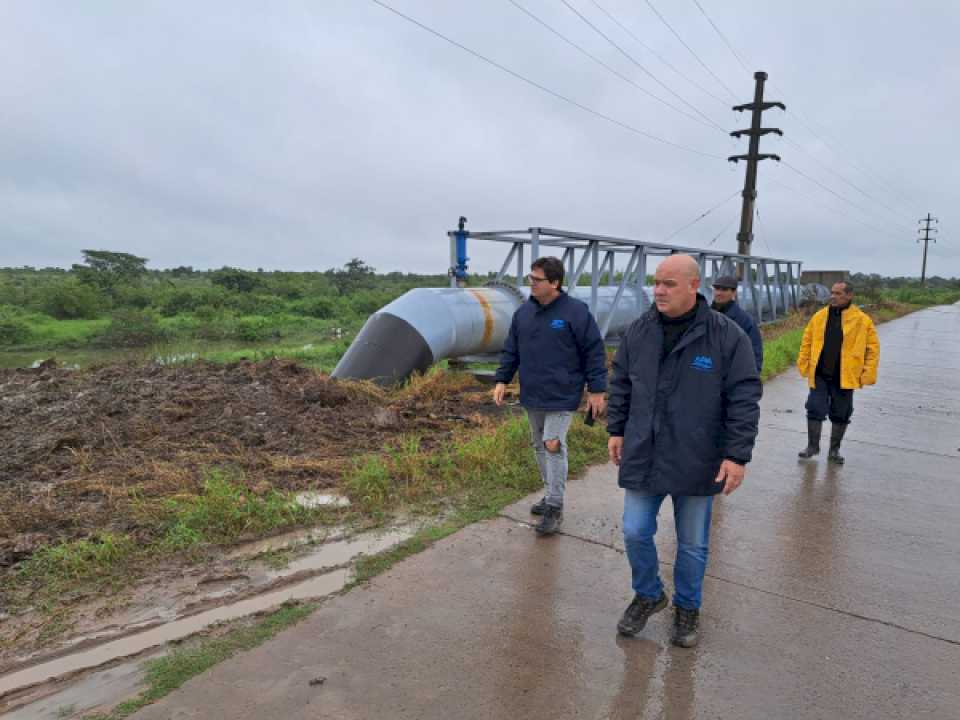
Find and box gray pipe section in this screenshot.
[332,285,646,385]
[333,282,824,385]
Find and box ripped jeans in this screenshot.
[526,410,573,508]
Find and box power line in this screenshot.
[754,206,773,255]
[662,188,741,242]
[642,0,738,100]
[684,0,926,219]
[588,0,730,106]
[780,160,910,240]
[706,209,739,247]
[767,172,904,243]
[558,0,728,133]
[691,0,750,74]
[781,137,914,234]
[369,0,725,160]
[779,103,924,217]
[505,0,724,133]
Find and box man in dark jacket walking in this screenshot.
[494,257,607,535]
[607,255,761,647]
[711,275,764,373]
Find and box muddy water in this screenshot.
[0,526,414,708]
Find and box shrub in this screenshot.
[38,279,105,319]
[290,296,341,319]
[349,290,395,316]
[235,316,279,342]
[210,268,261,293]
[97,309,167,347]
[0,307,31,345]
[224,293,287,316]
[156,288,204,316]
[113,284,154,310]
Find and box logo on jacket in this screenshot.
[691,355,714,372]
[550,319,566,330]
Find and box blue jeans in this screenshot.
[622,491,714,610]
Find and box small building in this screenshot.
[800,270,850,287]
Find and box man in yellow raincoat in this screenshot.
[796,281,880,464]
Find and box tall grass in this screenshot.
[344,413,608,518]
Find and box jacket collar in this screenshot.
[649,294,711,356]
[529,289,567,312]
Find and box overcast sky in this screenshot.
[1,1,957,277]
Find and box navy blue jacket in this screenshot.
[607,296,761,496]
[495,292,607,411]
[716,300,764,373]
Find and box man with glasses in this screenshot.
[493,257,608,535]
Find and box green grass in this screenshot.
[83,601,316,720]
[158,472,315,550]
[761,327,804,382]
[881,287,960,306]
[343,413,608,519]
[15,532,139,596]
[11,315,109,350]
[195,339,349,371]
[10,474,321,609]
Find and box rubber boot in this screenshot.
[798,420,822,458]
[828,423,847,464]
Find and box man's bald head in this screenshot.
[654,254,701,318]
[659,254,701,280]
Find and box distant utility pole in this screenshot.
[917,213,939,285]
[729,71,785,257]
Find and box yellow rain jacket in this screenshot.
[797,304,880,389]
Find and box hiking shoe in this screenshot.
[671,607,700,648]
[617,592,667,636]
[530,497,547,516]
[535,505,563,535]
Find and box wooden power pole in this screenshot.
[917,213,939,285]
[729,72,785,257]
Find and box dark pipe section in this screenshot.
[331,312,434,386]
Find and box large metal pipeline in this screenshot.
[332,284,646,385]
[331,280,819,385]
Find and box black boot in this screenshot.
[671,607,701,648]
[798,420,822,458]
[828,423,847,464]
[535,505,563,535]
[530,497,547,516]
[617,592,667,636]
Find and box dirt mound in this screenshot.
[0,359,495,567]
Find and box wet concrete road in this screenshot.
[134,304,960,720]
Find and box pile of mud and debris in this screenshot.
[0,359,501,569]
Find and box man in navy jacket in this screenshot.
[494,257,607,535]
[711,275,764,373]
[607,255,761,647]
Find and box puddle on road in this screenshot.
[4,653,163,720]
[0,525,415,712]
[0,569,349,699]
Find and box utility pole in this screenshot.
[917,213,939,285]
[729,71,785,257]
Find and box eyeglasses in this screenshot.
[526,274,549,284]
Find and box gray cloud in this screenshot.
[1,0,956,276]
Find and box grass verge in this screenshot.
[8,474,321,611]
